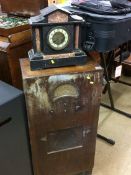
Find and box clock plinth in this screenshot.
[28,5,88,70]
[28,49,87,70]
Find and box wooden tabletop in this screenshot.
[20,58,102,79]
[123,55,131,65]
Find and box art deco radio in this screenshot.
[21,58,103,175]
[28,5,87,70]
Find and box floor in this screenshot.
[93,76,131,175]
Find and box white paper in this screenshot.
[115,65,122,78]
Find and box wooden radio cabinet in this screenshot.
[21,58,103,175]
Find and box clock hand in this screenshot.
[53,37,62,44]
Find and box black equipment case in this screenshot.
[65,0,131,52]
[82,13,131,52]
[0,81,32,175]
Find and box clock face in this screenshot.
[47,27,70,51]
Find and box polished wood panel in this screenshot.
[0,0,48,16]
[0,30,32,89]
[21,58,102,78]
[122,55,131,76]
[0,51,12,84]
[0,24,30,37]
[21,58,103,175]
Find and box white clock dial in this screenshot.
[47,27,70,51]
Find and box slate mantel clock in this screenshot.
[28,5,87,70]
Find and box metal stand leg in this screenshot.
[97,58,116,145]
[111,44,131,87]
[97,52,130,145]
[111,78,131,87]
[97,134,115,145]
[89,51,130,145]
[100,53,131,118]
[76,170,92,175]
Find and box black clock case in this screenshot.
[28,6,88,70]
